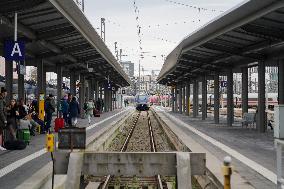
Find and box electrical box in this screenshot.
[274,105,284,139]
[46,134,55,152]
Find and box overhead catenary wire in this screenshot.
[164,0,224,13]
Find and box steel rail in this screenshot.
[101,112,141,189]
[147,110,164,189]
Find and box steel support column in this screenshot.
[178,84,182,114]
[88,79,94,100]
[56,65,63,116]
[174,87,178,113]
[18,73,24,100]
[110,90,113,111]
[43,66,47,96]
[279,60,284,104]
[104,87,108,112]
[37,60,44,97]
[227,68,234,126]
[95,81,99,101]
[193,79,198,118]
[79,74,85,116]
[182,85,186,113]
[202,76,207,120]
[186,82,190,116]
[171,87,174,112]
[70,71,77,96]
[258,61,266,133]
[242,67,249,115]
[214,73,220,124]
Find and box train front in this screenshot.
[135,95,150,111]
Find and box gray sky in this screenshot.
[84,0,244,75]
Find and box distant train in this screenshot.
[200,93,278,108]
[149,93,279,109]
[135,94,150,111]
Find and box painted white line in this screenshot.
[154,106,277,184]
[0,149,46,178]
[86,108,131,131]
[0,108,131,178]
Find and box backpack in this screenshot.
[83,103,88,111]
[4,140,27,150]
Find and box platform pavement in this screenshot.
[155,106,275,189]
[0,107,133,189]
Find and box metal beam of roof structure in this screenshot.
[0,0,131,87]
[158,0,284,85]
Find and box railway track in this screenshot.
[101,110,168,188]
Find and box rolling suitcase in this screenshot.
[18,129,31,145]
[54,117,64,132]
[93,109,100,117]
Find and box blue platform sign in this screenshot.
[221,81,227,88]
[4,41,25,61]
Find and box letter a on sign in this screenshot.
[4,40,25,61]
[11,43,22,57]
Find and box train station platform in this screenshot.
[0,107,132,189]
[153,106,275,189]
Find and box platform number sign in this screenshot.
[107,83,111,90]
[221,81,227,88]
[4,41,25,61]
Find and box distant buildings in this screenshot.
[121,61,134,78]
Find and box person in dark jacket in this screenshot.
[68,97,80,126]
[18,98,27,120]
[0,88,7,132]
[96,98,102,112]
[60,95,69,125]
[44,94,55,132]
[6,99,18,140]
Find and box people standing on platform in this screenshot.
[18,99,28,120]
[60,95,69,125]
[96,98,102,113]
[6,99,18,140]
[0,88,7,133]
[67,93,72,104]
[68,97,80,126]
[44,94,55,132]
[67,93,73,125]
[85,99,94,124]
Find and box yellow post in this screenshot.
[188,98,191,113]
[222,156,232,189]
[39,93,45,121]
[46,134,55,152]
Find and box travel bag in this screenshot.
[4,140,27,150]
[54,117,64,132]
[18,129,31,145]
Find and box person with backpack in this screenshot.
[85,99,94,125]
[44,94,55,132]
[68,97,80,126]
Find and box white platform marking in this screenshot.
[0,108,131,178]
[154,106,277,184]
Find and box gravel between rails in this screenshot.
[107,110,174,152]
[149,111,173,152]
[126,111,151,152]
[107,112,140,151]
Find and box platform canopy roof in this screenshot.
[0,0,131,87]
[158,0,284,86]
